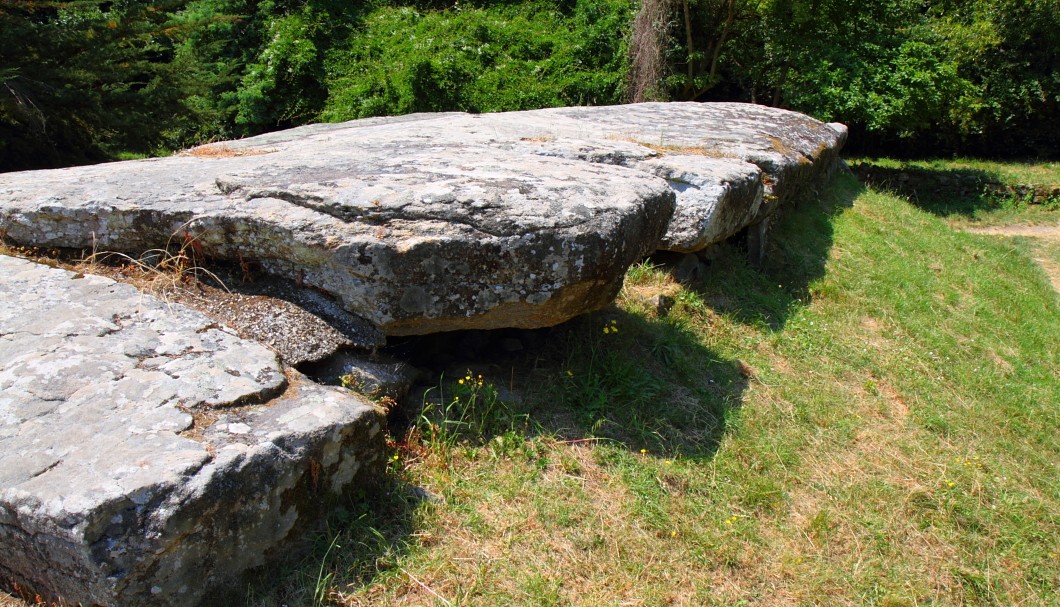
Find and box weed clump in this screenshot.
[416,372,527,448]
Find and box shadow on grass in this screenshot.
[655,172,863,332]
[386,308,749,460]
[528,308,749,459]
[848,159,1025,218]
[233,477,427,607]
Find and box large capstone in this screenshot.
[0,102,845,336]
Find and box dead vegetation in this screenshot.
[180,143,275,159]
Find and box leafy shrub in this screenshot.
[321,0,635,121]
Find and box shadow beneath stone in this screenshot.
[653,172,862,332]
[525,308,750,460]
[223,476,429,607]
[383,304,749,461]
[204,266,386,353]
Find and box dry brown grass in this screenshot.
[518,135,556,143]
[639,141,735,160]
[0,586,67,607]
[180,143,274,158]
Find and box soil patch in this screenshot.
[964,224,1060,292]
[964,224,1060,241]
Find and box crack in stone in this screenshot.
[30,459,63,479]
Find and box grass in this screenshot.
[850,157,1060,227]
[235,170,1058,606]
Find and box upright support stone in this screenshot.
[747,216,771,268]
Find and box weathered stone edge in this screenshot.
[0,374,385,607]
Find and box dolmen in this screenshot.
[0,102,845,606]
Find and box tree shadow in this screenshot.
[847,159,1016,218]
[652,172,862,332]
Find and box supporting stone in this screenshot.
[746,216,771,268]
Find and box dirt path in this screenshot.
[964,224,1060,293]
[964,224,1060,241]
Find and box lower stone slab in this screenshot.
[0,255,386,606]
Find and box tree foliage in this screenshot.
[651,0,1059,156]
[0,0,204,170]
[321,0,633,121]
[1,0,1056,170]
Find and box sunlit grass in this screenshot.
[849,157,1060,228]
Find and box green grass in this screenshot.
[850,157,1060,227]
[855,157,1060,188]
[236,170,1059,606]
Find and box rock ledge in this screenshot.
[0,255,385,607]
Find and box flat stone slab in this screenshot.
[0,255,385,607]
[220,102,846,252]
[0,102,845,336]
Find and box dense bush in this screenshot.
[1,0,1056,170]
[650,0,1059,157]
[321,0,633,121]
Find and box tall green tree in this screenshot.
[651,0,1058,156]
[0,0,206,170]
[177,0,373,138]
[929,0,1060,155]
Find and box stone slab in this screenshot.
[0,255,385,607]
[0,103,845,336]
[222,102,847,251]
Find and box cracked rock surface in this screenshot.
[0,102,844,336]
[0,255,385,607]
